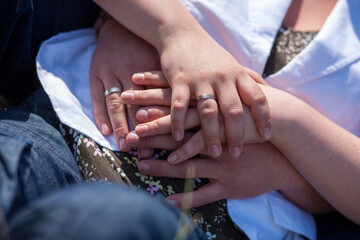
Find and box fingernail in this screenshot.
[121,92,134,102]
[133,73,145,82]
[140,149,153,158]
[137,110,148,121]
[263,128,271,140]
[174,130,182,141]
[165,199,178,208]
[101,123,109,135]
[231,147,241,158]
[209,145,221,157]
[136,125,149,136]
[138,162,150,172]
[128,132,139,143]
[168,153,178,164]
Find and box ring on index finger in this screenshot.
[196,94,216,101]
[104,87,121,96]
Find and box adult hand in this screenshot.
[137,143,305,209]
[89,17,160,154]
[158,30,271,158]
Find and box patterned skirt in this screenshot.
[60,123,249,240]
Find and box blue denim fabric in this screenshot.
[0,90,206,239]
[8,183,207,240]
[0,90,82,229]
[0,0,100,106]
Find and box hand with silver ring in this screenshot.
[89,15,160,155]
[156,31,271,158]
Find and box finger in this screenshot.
[124,83,149,154]
[138,148,154,159]
[134,108,199,137]
[171,84,190,141]
[137,157,218,178]
[215,81,244,158]
[195,85,221,157]
[166,183,224,209]
[132,71,169,87]
[89,74,112,135]
[167,130,205,164]
[236,78,272,140]
[121,88,172,106]
[244,67,268,85]
[136,106,171,122]
[104,79,130,151]
[125,131,194,150]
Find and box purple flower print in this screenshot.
[147,184,159,195]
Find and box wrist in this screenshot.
[94,10,113,38]
[258,85,300,144]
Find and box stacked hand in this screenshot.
[89,18,160,156]
[120,72,321,210]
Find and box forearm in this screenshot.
[93,0,206,51]
[264,85,360,224]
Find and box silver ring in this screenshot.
[104,87,121,96]
[196,94,216,101]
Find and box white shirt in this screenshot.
[37,0,360,239]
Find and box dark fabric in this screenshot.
[8,183,207,240]
[0,89,82,229]
[0,0,100,107]
[61,126,249,240]
[315,212,360,240]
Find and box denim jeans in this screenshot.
[0,90,82,222]
[0,90,206,239]
[7,183,207,240]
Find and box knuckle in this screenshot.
[236,66,247,77]
[107,99,125,112]
[113,124,128,135]
[225,106,244,120]
[173,72,189,84]
[252,92,267,106]
[214,69,227,81]
[148,121,159,131]
[172,100,187,111]
[136,91,147,101]
[200,107,217,120]
[204,134,219,145]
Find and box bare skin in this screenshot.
[283,0,338,31]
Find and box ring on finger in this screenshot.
[104,87,121,96]
[196,94,216,101]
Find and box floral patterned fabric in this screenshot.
[60,124,249,240]
[262,25,318,78]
